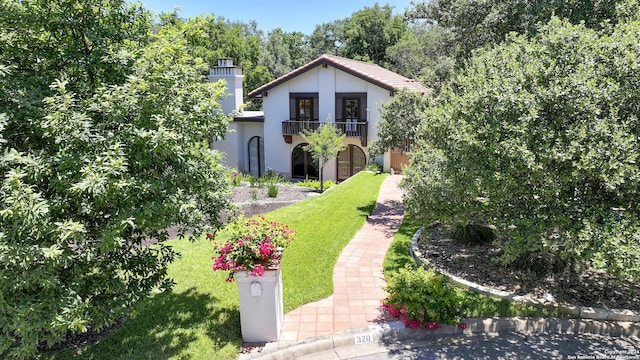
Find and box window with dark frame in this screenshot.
[248,136,264,178]
[297,98,313,121]
[343,98,360,121]
[343,97,360,133]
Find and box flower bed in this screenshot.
[382,265,467,330]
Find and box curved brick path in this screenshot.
[278,174,405,343]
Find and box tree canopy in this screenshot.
[404,17,640,280]
[0,0,232,357]
[407,0,619,61]
[369,88,431,157]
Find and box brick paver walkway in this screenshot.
[279,174,405,342]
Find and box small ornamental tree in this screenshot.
[302,115,347,192]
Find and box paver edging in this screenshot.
[409,226,640,323]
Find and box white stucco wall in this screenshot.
[260,65,393,180]
[212,122,240,171]
[212,121,264,173]
[262,87,292,177]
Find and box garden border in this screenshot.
[409,227,640,323]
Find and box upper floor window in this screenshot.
[336,93,367,122]
[344,98,360,121]
[297,98,313,121]
[290,93,319,121]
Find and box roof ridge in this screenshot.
[247,54,429,98]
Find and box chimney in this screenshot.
[208,58,244,114]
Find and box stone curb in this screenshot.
[410,226,640,323]
[240,317,640,359]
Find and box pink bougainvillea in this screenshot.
[209,215,295,282]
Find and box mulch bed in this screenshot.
[417,224,640,312]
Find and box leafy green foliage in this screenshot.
[42,237,244,359]
[385,22,455,88]
[343,4,407,65]
[364,162,383,173]
[382,219,577,320]
[0,1,233,357]
[307,4,407,68]
[302,116,347,192]
[293,178,337,191]
[408,0,619,61]
[152,14,269,110]
[383,266,463,328]
[369,88,431,157]
[405,17,640,280]
[267,182,278,198]
[259,28,311,78]
[450,224,496,246]
[307,20,347,58]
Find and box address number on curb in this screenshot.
[354,333,375,344]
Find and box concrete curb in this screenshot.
[240,318,640,359]
[410,226,640,323]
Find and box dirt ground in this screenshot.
[229,183,318,218]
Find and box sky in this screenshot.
[137,0,415,35]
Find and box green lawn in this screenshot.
[382,217,575,319]
[270,172,388,311]
[44,171,387,360]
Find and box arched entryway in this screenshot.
[292,143,319,179]
[337,144,366,181]
[248,136,264,178]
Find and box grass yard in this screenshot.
[44,239,243,360]
[269,172,388,311]
[382,218,575,319]
[44,171,387,360]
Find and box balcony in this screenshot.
[281,120,368,146]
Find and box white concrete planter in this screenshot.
[235,267,283,342]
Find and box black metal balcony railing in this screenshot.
[281,120,368,146]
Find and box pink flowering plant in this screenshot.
[382,265,466,330]
[209,215,295,282]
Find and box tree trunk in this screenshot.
[319,161,324,192]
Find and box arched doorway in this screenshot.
[337,144,366,181]
[248,136,264,178]
[292,143,318,179]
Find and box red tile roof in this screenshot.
[247,54,430,98]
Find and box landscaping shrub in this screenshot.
[382,265,463,329]
[365,162,383,173]
[261,170,287,184]
[248,175,259,187]
[229,171,242,186]
[404,18,640,280]
[267,182,278,198]
[294,178,336,190]
[450,223,495,245]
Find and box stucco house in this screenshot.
[210,54,428,181]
